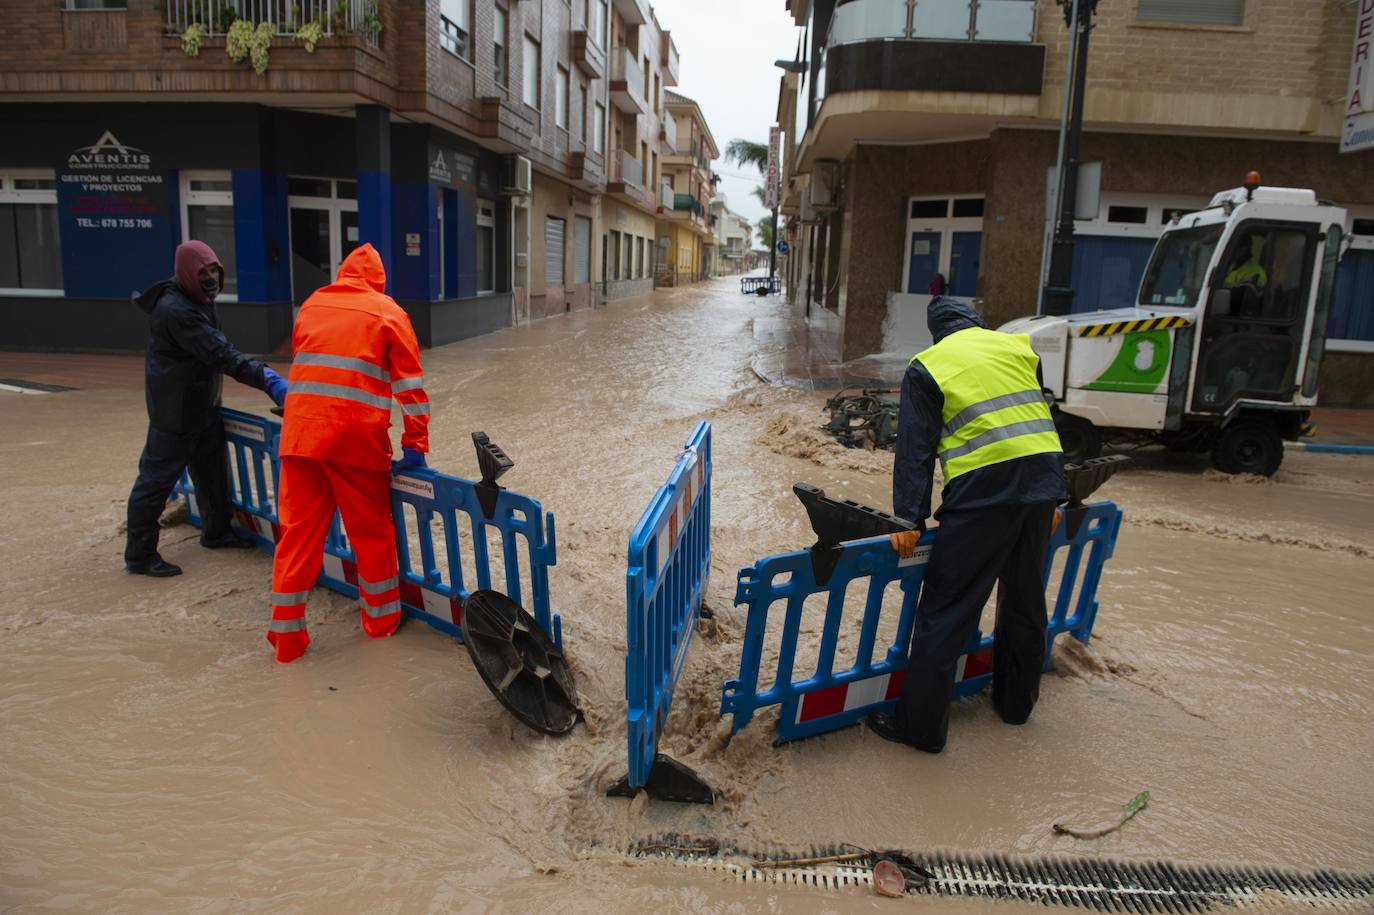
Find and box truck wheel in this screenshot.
[1054,412,1102,464]
[1211,422,1283,476]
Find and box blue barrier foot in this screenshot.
[606,754,714,805]
[463,590,580,735]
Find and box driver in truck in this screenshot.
[1224,234,1268,288]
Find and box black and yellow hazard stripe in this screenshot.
[1076,315,1192,337]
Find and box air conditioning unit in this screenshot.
[501,155,533,195]
[810,159,839,211]
[799,186,821,224]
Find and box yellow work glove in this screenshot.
[889,530,921,559]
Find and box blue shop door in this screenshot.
[1071,236,1156,313]
[949,231,982,298]
[906,231,943,293]
[1331,249,1374,341]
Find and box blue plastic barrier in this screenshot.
[720,501,1123,744]
[175,407,560,646]
[740,276,781,295]
[622,422,713,792]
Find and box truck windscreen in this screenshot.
[1138,223,1225,308]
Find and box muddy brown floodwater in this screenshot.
[2,277,1372,913]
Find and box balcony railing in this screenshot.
[613,148,642,188]
[828,0,1036,46]
[164,0,381,47]
[610,46,645,100]
[659,181,673,209]
[660,113,677,152]
[673,193,703,216]
[661,30,680,86]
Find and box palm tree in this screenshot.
[724,139,769,173]
[729,138,779,273]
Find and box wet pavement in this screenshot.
[2,276,1372,912]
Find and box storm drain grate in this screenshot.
[628,834,1374,911]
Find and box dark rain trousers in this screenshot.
[894,501,1056,751]
[125,418,233,564]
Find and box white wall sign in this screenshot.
[1342,110,1374,154]
[766,126,780,210]
[1347,0,1374,115]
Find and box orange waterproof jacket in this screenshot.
[279,244,430,470]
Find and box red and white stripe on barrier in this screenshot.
[400,578,462,628]
[320,552,462,627]
[793,646,994,725]
[232,508,281,543]
[654,449,706,576]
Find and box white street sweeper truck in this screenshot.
[1003,173,1349,476]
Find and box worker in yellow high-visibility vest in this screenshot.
[868,297,1067,754]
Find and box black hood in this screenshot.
[928,295,986,343]
[134,279,178,315]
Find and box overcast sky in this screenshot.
[652,0,802,237]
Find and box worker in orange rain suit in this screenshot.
[266,242,431,663]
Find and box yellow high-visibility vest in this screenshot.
[912,327,1061,482]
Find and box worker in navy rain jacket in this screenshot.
[867,296,1067,753]
[124,240,288,578]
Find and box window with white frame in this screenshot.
[1067,192,1212,313]
[494,5,509,85]
[902,196,984,298]
[1137,0,1244,26]
[594,0,608,48]
[1331,208,1374,345]
[522,34,541,109]
[440,0,473,60]
[0,172,63,294]
[593,103,606,154]
[181,172,238,298]
[556,66,570,129]
[477,199,496,294]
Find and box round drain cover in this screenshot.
[462,589,579,735]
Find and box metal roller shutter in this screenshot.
[545,216,566,287]
[574,216,591,284]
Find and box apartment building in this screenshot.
[656,90,718,286]
[601,2,681,301]
[709,196,752,275]
[777,0,1374,403]
[0,0,703,353]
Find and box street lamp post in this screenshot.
[1041,0,1099,317]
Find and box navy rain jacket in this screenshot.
[134,280,269,434]
[892,297,1067,528]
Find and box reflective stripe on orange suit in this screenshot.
[267,243,424,661]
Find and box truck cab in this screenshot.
[1003,176,1347,475]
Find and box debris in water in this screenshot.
[1054,789,1151,839]
[822,388,899,451]
[872,858,905,897]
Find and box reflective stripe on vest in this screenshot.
[913,328,1061,482]
[287,380,392,411]
[293,351,390,382]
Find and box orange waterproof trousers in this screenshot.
[267,455,402,662]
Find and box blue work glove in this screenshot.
[391,447,427,475]
[262,367,288,407]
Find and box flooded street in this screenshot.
[2,277,1372,912]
